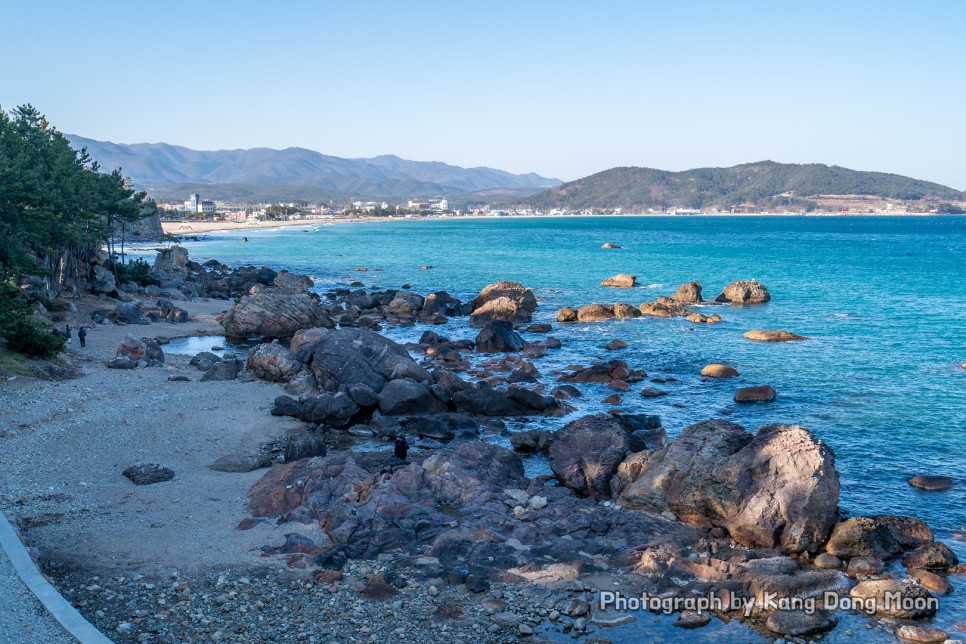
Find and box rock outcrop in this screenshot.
[618,420,839,553]
[715,280,771,304]
[220,291,334,339]
[601,274,636,288]
[247,341,306,383]
[672,281,703,304]
[743,329,806,342]
[468,281,536,326]
[475,321,525,353]
[549,414,631,500]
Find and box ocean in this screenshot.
[173,214,965,638]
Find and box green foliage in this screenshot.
[114,257,158,286]
[0,104,147,277]
[0,281,65,358]
[935,203,966,214]
[525,162,966,211]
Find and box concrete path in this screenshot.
[0,511,111,643]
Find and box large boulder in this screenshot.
[556,307,578,322]
[388,291,424,318]
[220,291,334,339]
[247,341,306,382]
[295,328,429,393]
[561,360,634,383]
[154,245,189,274]
[715,280,771,304]
[469,281,536,326]
[475,321,525,353]
[113,303,150,325]
[451,388,553,416]
[600,274,636,288]
[576,304,614,322]
[549,414,631,500]
[618,421,839,553]
[672,281,702,304]
[824,517,902,559]
[849,580,937,618]
[201,356,241,381]
[273,270,314,292]
[116,334,147,362]
[91,265,118,294]
[378,378,445,416]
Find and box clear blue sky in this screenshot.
[2,1,964,188]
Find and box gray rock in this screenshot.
[378,378,445,416]
[549,414,631,500]
[210,453,272,473]
[475,321,525,353]
[122,464,175,485]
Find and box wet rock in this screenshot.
[613,302,641,318]
[765,609,838,637]
[902,542,959,569]
[475,321,525,353]
[561,360,633,383]
[734,384,776,403]
[813,553,842,569]
[619,420,839,553]
[601,242,621,249]
[672,611,710,629]
[715,280,771,304]
[847,556,884,575]
[601,274,636,288]
[556,307,577,322]
[894,625,949,643]
[907,475,954,491]
[602,393,622,404]
[849,579,937,618]
[220,291,334,340]
[576,304,614,322]
[388,291,424,318]
[743,329,806,342]
[825,517,902,559]
[640,388,668,398]
[685,312,722,324]
[700,363,739,378]
[638,301,684,318]
[526,323,552,333]
[605,340,628,350]
[549,414,631,500]
[672,281,703,304]
[122,464,175,485]
[907,569,953,594]
[510,430,554,453]
[873,515,934,547]
[451,388,554,416]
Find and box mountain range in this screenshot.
[523,162,966,212]
[66,135,561,201]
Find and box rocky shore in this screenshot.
[1,246,962,643]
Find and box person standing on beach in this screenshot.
[65,324,72,345]
[78,326,87,348]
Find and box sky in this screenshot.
[2,1,964,188]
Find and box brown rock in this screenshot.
[618,421,839,553]
[847,556,884,575]
[873,515,934,547]
[556,307,578,322]
[602,393,622,405]
[715,280,771,304]
[906,569,953,594]
[766,609,838,637]
[743,329,806,342]
[849,579,937,618]
[606,340,628,350]
[601,242,621,249]
[825,517,902,559]
[469,281,537,326]
[638,301,683,318]
[612,302,641,318]
[895,625,948,643]
[640,388,668,398]
[672,281,703,304]
[812,553,842,569]
[908,475,954,491]
[700,363,739,378]
[672,611,710,629]
[576,304,615,322]
[220,291,334,339]
[601,274,636,288]
[734,385,776,403]
[902,542,959,569]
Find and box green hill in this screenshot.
[524,162,966,211]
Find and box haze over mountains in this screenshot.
[66,135,561,201]
[524,162,966,212]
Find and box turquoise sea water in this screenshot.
[176,215,965,635]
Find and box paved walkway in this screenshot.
[0,511,110,643]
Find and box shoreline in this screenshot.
[161,211,959,236]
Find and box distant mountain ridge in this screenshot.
[66,135,561,200]
[524,162,966,211]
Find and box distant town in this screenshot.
[157,192,946,226]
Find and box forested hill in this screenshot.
[524,162,966,211]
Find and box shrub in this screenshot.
[0,282,66,358]
[115,258,158,287]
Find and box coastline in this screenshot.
[162,211,955,236]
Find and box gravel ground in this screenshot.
[55,559,576,643]
[0,543,76,643]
